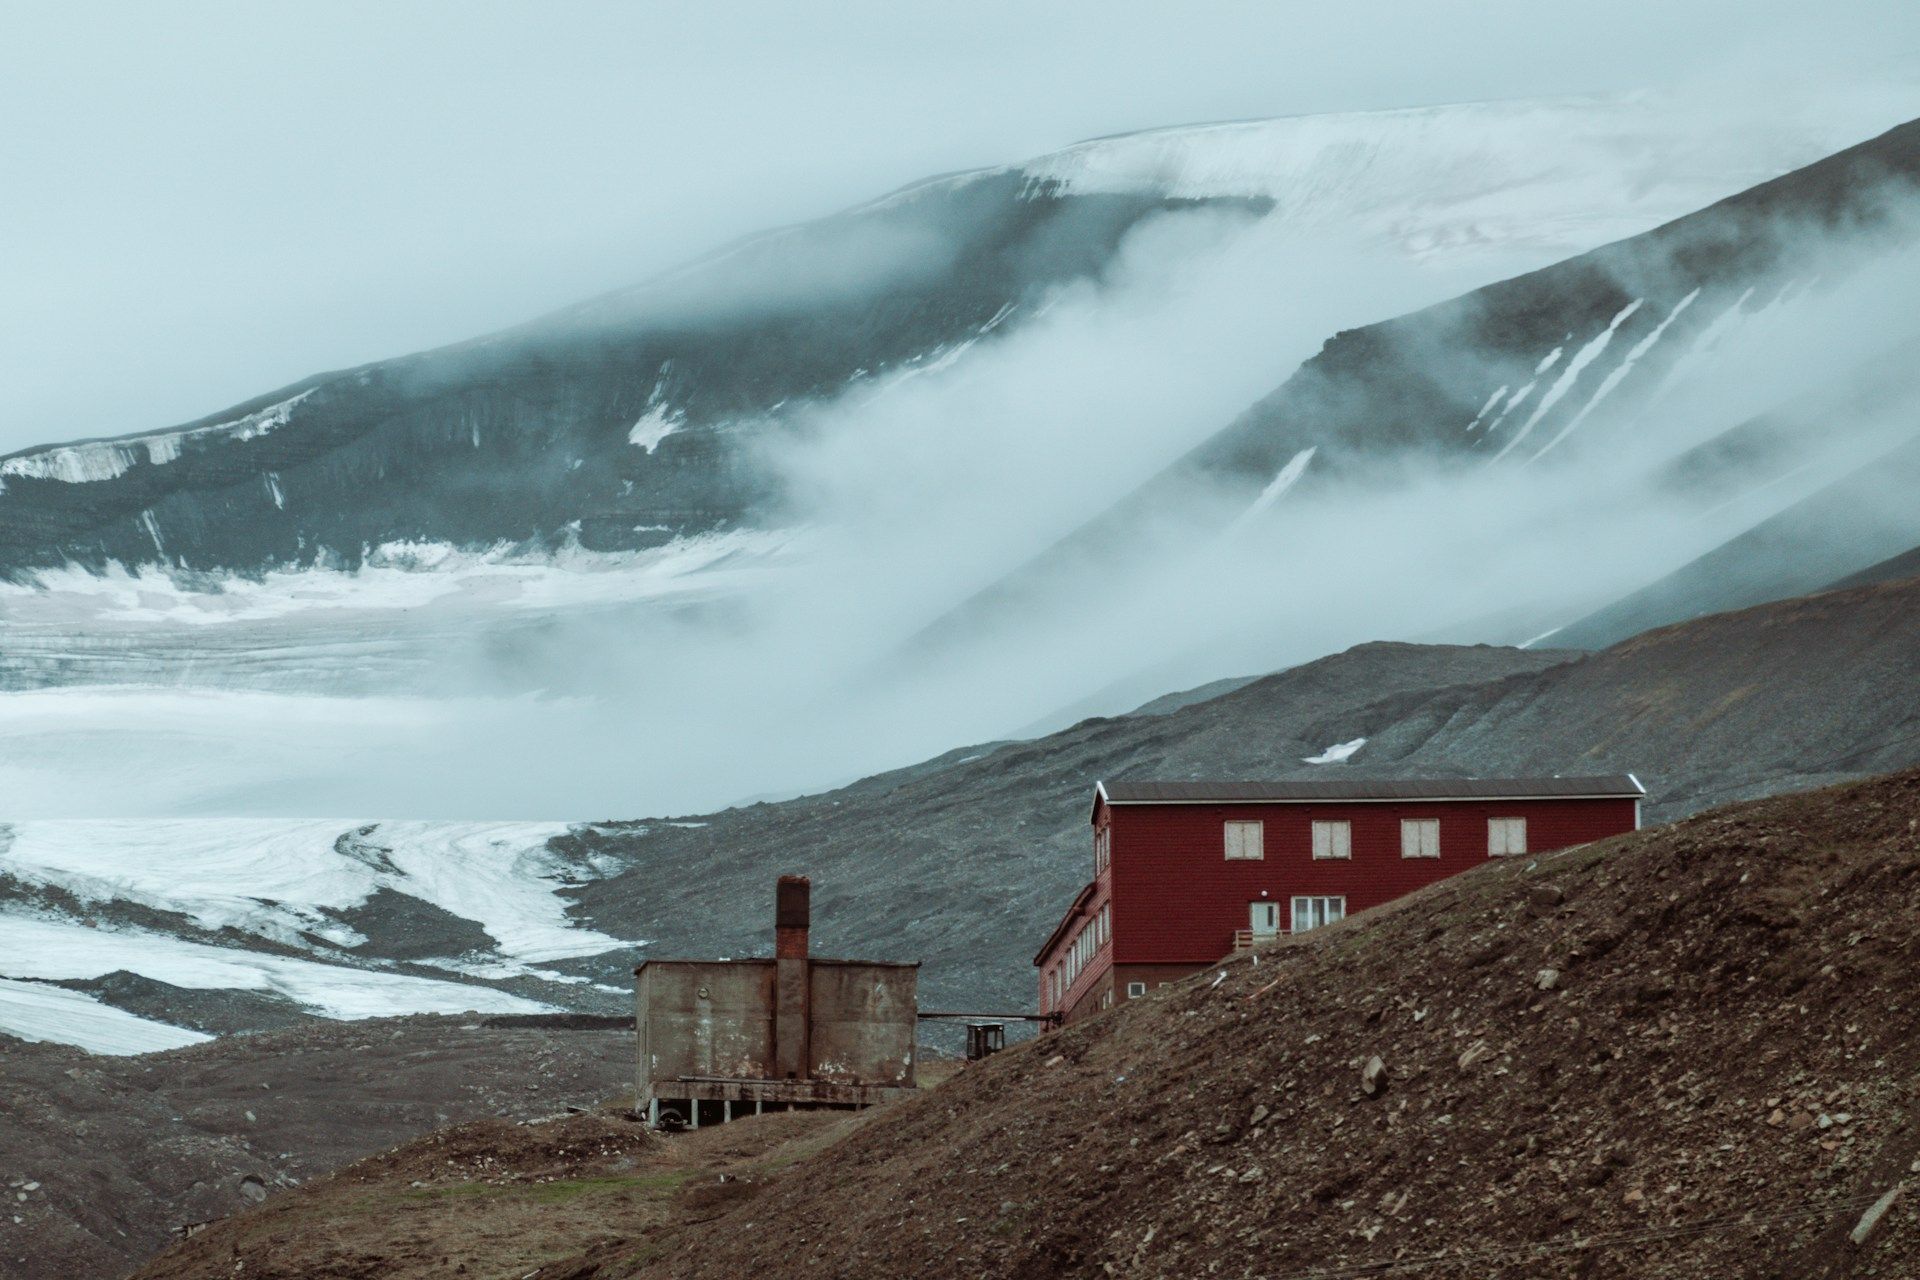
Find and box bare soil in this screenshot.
[0,1016,630,1280]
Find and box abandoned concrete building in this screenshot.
[634,875,919,1128]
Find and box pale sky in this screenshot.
[2,0,1916,453]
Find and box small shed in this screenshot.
[634,876,918,1127]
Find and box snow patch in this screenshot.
[0,912,551,1036]
[1527,289,1701,463]
[0,391,312,489]
[0,818,627,967]
[1492,300,1644,461]
[1233,448,1316,527]
[1302,738,1366,764]
[1465,385,1508,432]
[0,976,211,1056]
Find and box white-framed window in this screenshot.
[1488,817,1527,857]
[1249,901,1281,936]
[1224,820,1264,860]
[1401,818,1441,859]
[1311,819,1352,860]
[1290,895,1346,933]
[1125,981,1147,998]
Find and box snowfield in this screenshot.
[1011,88,1920,267]
[0,976,213,1055]
[0,913,551,1054]
[0,818,639,1051]
[0,818,627,964]
[0,528,787,629]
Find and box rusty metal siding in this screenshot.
[1108,796,1640,966]
[807,961,918,1086]
[635,960,777,1101]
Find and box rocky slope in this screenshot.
[1551,428,1920,649]
[136,768,1920,1280]
[0,1014,632,1280]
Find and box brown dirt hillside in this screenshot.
[131,1108,860,1280]
[594,768,1920,1279]
[0,1016,630,1280]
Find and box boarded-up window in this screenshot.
[1488,817,1527,857]
[1224,820,1264,860]
[1290,895,1346,933]
[1401,818,1441,859]
[1311,819,1352,860]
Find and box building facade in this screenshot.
[1036,776,1644,1024]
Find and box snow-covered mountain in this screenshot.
[9,86,1920,1053]
[919,114,1920,701]
[2,89,1912,587]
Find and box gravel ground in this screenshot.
[0,1015,632,1280]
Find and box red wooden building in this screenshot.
[1035,776,1644,1023]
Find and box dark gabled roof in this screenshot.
[1033,880,1098,968]
[1096,775,1645,807]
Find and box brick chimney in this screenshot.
[775,875,810,959]
[773,875,811,1080]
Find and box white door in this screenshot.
[1249,901,1281,936]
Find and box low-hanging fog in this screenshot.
[7,188,1919,822]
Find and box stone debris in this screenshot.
[1360,1057,1387,1097]
[1850,1186,1902,1246]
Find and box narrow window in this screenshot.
[1311,819,1352,860]
[1488,817,1527,857]
[1125,981,1147,998]
[1401,818,1441,859]
[1224,820,1264,860]
[1290,895,1347,933]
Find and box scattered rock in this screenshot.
[237,1176,267,1204]
[1361,1056,1388,1097]
[1535,969,1561,992]
[1851,1186,1902,1246]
